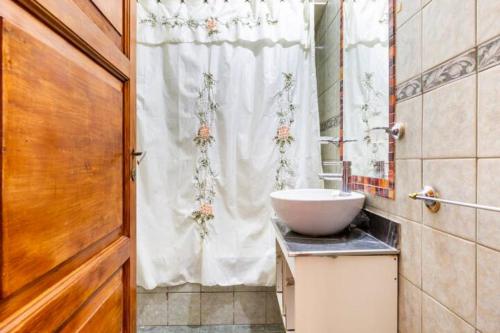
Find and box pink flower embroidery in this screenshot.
[206,18,218,35]
[277,125,290,140]
[200,203,213,216]
[198,125,211,140]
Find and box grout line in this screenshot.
[402,274,476,330]
[421,288,477,329]
[395,7,419,31]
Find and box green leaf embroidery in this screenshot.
[192,73,218,238]
[274,73,296,190]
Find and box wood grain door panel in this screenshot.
[0,0,136,331]
[90,0,123,35]
[1,19,124,296]
[73,0,123,49]
[17,0,130,79]
[0,237,129,332]
[58,269,124,333]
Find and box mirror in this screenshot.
[340,0,395,198]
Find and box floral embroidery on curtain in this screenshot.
[274,73,296,190]
[359,72,385,170]
[192,73,218,237]
[139,14,279,36]
[136,0,312,47]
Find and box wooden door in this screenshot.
[0,0,136,331]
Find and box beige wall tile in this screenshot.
[422,75,476,158]
[399,276,422,333]
[477,65,500,157]
[167,292,201,325]
[477,246,500,333]
[423,159,476,240]
[201,292,233,325]
[324,0,341,27]
[138,293,168,326]
[395,159,423,222]
[422,0,475,70]
[397,12,422,83]
[317,62,326,95]
[422,294,475,333]
[422,227,476,323]
[323,53,340,94]
[477,159,500,251]
[234,292,266,325]
[265,292,282,324]
[321,140,340,162]
[321,15,341,69]
[319,82,340,121]
[365,193,397,215]
[398,217,422,287]
[317,0,340,45]
[477,0,500,44]
[397,0,421,28]
[316,12,329,46]
[396,96,422,159]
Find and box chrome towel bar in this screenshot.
[409,186,500,213]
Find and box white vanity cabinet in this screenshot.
[274,223,398,333]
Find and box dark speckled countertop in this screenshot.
[272,211,399,256]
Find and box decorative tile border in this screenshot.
[478,34,500,72]
[396,33,500,101]
[320,115,340,132]
[396,76,422,101]
[422,49,476,93]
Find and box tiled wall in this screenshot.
[368,0,500,332]
[316,0,500,331]
[316,0,342,189]
[138,284,281,327]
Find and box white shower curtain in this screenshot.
[136,0,321,289]
[342,0,390,177]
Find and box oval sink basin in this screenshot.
[270,189,365,236]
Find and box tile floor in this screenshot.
[138,324,284,333]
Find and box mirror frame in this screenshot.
[339,0,396,199]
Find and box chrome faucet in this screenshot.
[318,161,352,196]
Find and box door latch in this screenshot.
[131,150,145,181]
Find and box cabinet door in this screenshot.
[0,0,136,331]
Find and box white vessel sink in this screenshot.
[270,189,365,236]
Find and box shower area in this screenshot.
[136,0,321,331]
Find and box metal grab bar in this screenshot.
[409,186,500,213]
